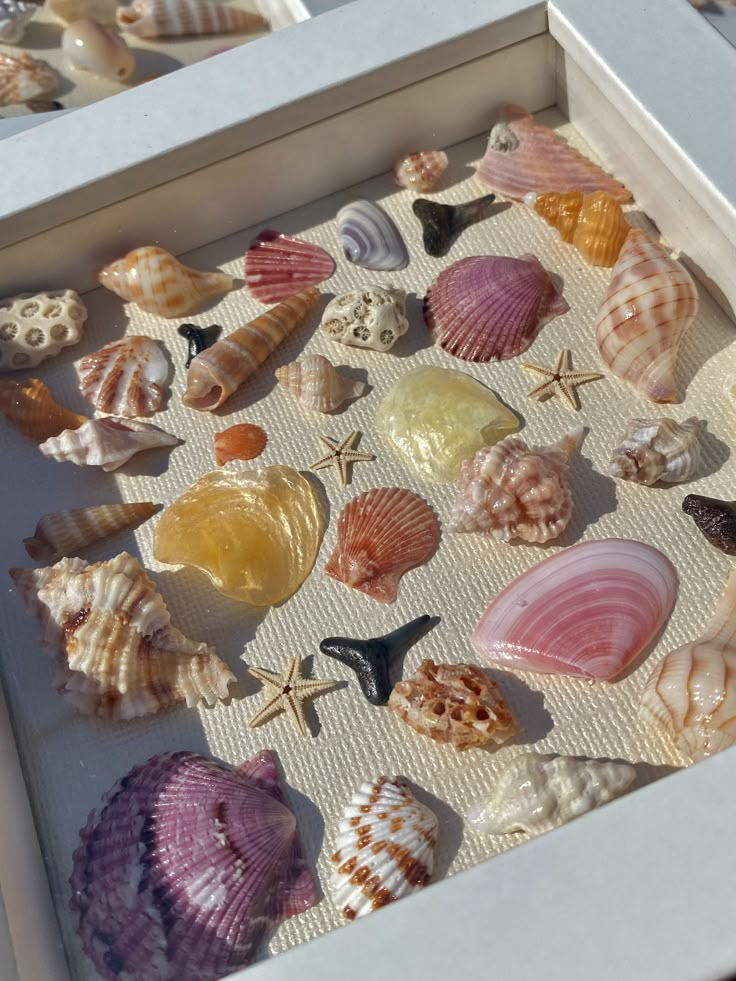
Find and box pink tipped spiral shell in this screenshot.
[472,538,677,681]
[423,254,568,362]
[594,229,698,403]
[244,230,335,304]
[324,487,440,604]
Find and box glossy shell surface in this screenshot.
[336,199,409,271]
[79,335,168,417]
[244,230,335,304]
[276,354,366,413]
[0,289,86,372]
[62,17,135,80]
[213,423,267,465]
[0,377,87,442]
[526,190,630,266]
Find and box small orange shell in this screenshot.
[213,423,267,465]
[528,190,630,266]
[0,377,87,442]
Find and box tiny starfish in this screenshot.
[521,349,603,411]
[247,655,338,737]
[310,431,373,485]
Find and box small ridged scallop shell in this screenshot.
[423,254,569,362]
[324,487,439,604]
[476,104,632,202]
[116,0,268,37]
[213,423,266,465]
[0,0,35,44]
[244,230,335,304]
[595,229,698,402]
[0,289,87,372]
[388,660,516,751]
[79,335,168,417]
[330,776,438,920]
[275,354,367,413]
[336,199,409,271]
[392,151,448,192]
[39,417,178,471]
[320,285,409,353]
[451,427,584,542]
[466,753,636,835]
[525,190,630,266]
[23,503,156,562]
[62,18,135,81]
[608,417,703,485]
[639,570,736,762]
[97,246,233,318]
[0,52,56,105]
[0,377,87,442]
[9,552,236,719]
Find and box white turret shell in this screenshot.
[0,290,86,372]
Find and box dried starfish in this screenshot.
[247,654,338,737]
[310,431,373,485]
[521,349,603,411]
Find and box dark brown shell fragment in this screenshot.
[682,494,736,555]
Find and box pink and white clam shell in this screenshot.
[244,229,335,305]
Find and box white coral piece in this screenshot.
[0,289,86,372]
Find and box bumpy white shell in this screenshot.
[39,417,178,471]
[0,0,35,43]
[608,417,703,486]
[466,753,636,835]
[79,335,168,416]
[320,285,409,352]
[330,776,438,920]
[0,290,86,372]
[275,354,366,413]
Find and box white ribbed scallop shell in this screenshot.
[330,776,438,920]
[0,289,86,373]
[39,417,178,471]
[275,354,366,413]
[79,335,168,417]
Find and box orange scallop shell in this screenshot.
[0,377,87,442]
[529,190,630,267]
[213,423,267,465]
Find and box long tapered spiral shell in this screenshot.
[275,354,366,413]
[608,416,703,485]
[0,377,87,442]
[116,0,268,38]
[23,503,156,561]
[595,229,698,403]
[525,190,630,266]
[182,287,320,412]
[0,51,56,105]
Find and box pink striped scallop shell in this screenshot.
[472,538,677,681]
[245,230,335,304]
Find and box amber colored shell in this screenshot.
[388,660,516,751]
[23,503,156,562]
[213,423,267,465]
[0,377,87,442]
[528,190,630,266]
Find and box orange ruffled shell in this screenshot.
[213,424,267,465]
[528,190,630,267]
[0,377,87,442]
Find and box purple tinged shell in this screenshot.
[70,750,318,981]
[336,199,409,271]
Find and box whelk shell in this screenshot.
[116,0,268,38]
[595,228,698,403]
[330,776,438,920]
[388,660,516,752]
[525,190,630,266]
[324,487,440,604]
[0,288,87,372]
[62,18,135,80]
[682,494,736,555]
[9,552,235,719]
[393,150,448,192]
[23,503,156,562]
[213,422,267,465]
[466,753,636,835]
[423,254,569,362]
[39,416,179,471]
[413,193,497,258]
[608,416,703,486]
[639,570,736,762]
[336,199,409,271]
[451,427,584,543]
[0,52,56,106]
[476,104,632,202]
[70,750,317,981]
[472,538,678,681]
[0,377,87,442]
[97,246,233,318]
[79,335,168,417]
[182,287,320,412]
[0,0,35,44]
[320,285,408,353]
[275,354,367,413]
[244,229,335,304]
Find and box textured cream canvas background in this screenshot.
[1,110,735,979]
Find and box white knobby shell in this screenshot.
[275,354,366,413]
[320,285,409,352]
[79,335,168,416]
[330,776,438,920]
[608,416,703,486]
[0,289,86,373]
[39,417,178,471]
[466,753,636,835]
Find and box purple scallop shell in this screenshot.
[423,253,569,362]
[70,750,318,981]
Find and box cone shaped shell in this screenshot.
[528,190,630,266]
[182,287,320,412]
[213,423,266,465]
[39,416,178,471]
[9,552,235,719]
[0,289,87,372]
[476,104,632,202]
[330,776,437,920]
[393,150,448,192]
[276,354,366,413]
[0,52,56,105]
[23,502,156,561]
[79,335,168,417]
[324,487,439,604]
[595,229,698,403]
[0,377,87,442]
[423,254,569,362]
[69,750,318,981]
[245,230,335,304]
[116,0,268,38]
[472,538,677,681]
[97,246,233,318]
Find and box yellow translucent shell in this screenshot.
[153,466,323,606]
[531,190,630,267]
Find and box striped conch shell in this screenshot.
[182,287,320,412]
[0,52,56,106]
[275,354,367,413]
[97,246,233,318]
[0,377,87,442]
[116,0,268,38]
[525,190,630,267]
[23,503,156,562]
[39,417,178,471]
[595,229,698,402]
